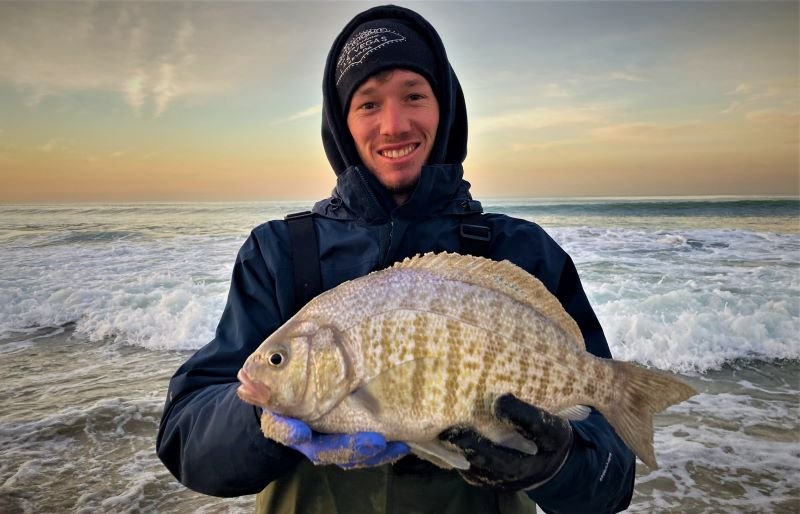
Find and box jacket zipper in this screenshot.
[354,166,394,268]
[380,219,394,267]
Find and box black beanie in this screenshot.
[335,19,438,114]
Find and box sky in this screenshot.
[0,1,797,202]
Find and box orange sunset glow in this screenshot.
[0,1,797,202]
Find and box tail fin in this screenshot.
[601,361,697,468]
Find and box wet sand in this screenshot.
[1,326,797,513]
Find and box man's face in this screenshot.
[346,69,439,204]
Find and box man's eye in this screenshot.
[408,93,425,101]
[359,102,377,111]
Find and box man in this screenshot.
[157,5,636,513]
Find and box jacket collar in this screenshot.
[312,164,482,223]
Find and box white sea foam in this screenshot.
[630,388,800,512]
[1,235,236,350]
[2,200,798,513]
[0,390,251,513]
[552,226,800,372]
[2,203,798,373]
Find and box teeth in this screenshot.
[381,144,416,159]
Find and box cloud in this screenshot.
[729,83,753,96]
[0,3,293,116]
[472,107,608,135]
[124,70,147,114]
[590,122,698,143]
[38,138,71,153]
[610,71,648,83]
[541,83,570,99]
[745,109,800,126]
[510,139,583,152]
[764,83,793,98]
[727,80,797,103]
[154,63,178,117]
[152,19,197,116]
[721,101,740,114]
[724,80,798,121]
[277,104,323,124]
[39,140,58,153]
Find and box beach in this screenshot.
[1,198,798,513]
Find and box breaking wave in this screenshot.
[2,200,798,372]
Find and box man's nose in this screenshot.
[379,101,411,136]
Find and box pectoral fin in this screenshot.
[351,386,382,416]
[354,358,444,414]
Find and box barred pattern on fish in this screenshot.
[238,252,696,469]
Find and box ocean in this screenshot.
[1,197,797,513]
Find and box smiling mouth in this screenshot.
[379,143,418,159]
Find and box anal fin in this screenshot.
[409,441,470,470]
[483,424,539,455]
[556,405,591,421]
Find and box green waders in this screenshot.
[254,459,538,514]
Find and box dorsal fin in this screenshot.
[390,252,584,349]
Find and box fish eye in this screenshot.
[268,351,286,367]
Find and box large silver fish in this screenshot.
[237,252,696,469]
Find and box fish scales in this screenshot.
[240,252,697,469]
[348,275,578,426]
[344,271,571,428]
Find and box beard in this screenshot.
[385,179,418,197]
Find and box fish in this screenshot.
[237,252,696,469]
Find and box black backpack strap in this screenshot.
[284,211,322,312]
[460,212,491,257]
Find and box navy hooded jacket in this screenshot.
[157,5,635,513]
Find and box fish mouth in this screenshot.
[237,346,313,417]
[236,367,272,407]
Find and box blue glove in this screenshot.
[264,410,410,469]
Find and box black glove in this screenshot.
[439,394,573,491]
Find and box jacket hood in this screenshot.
[321,4,468,176]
